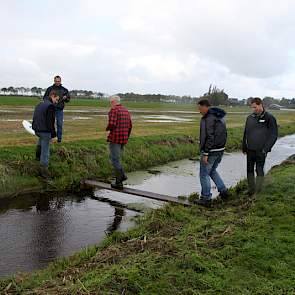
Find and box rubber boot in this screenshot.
[111,169,124,190]
[38,166,50,179]
[256,176,264,194]
[247,173,256,196]
[119,168,128,182]
[35,145,41,161]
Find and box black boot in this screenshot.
[247,173,256,196]
[194,197,212,207]
[111,179,123,190]
[35,145,41,161]
[119,169,128,182]
[256,176,264,194]
[220,190,229,200]
[111,169,124,190]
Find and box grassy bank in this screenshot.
[1,155,295,294]
[1,123,295,199]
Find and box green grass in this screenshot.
[0,95,196,109]
[1,156,294,294]
[1,122,295,199]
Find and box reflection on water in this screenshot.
[0,134,294,278]
[95,134,295,204]
[0,192,138,277]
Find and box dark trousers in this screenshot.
[247,150,266,193]
[247,150,266,177]
[55,109,64,142]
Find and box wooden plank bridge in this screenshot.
[82,180,191,207]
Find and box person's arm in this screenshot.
[106,108,117,131]
[203,116,215,155]
[63,88,70,103]
[242,119,248,153]
[128,116,132,138]
[47,106,56,138]
[43,87,51,101]
[263,114,278,153]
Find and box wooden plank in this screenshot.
[83,180,191,206]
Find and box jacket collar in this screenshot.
[251,109,266,119]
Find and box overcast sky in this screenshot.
[1,0,295,98]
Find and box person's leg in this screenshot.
[255,151,266,193]
[109,143,123,171]
[39,133,51,168]
[109,143,124,188]
[35,137,41,161]
[118,144,127,181]
[199,158,214,199]
[55,109,64,142]
[247,150,256,195]
[209,152,227,195]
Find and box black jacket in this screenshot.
[43,84,70,110]
[200,107,227,155]
[32,100,56,138]
[242,110,278,153]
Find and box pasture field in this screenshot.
[0,95,294,147]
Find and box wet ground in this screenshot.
[0,134,294,277]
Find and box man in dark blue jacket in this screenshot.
[243,97,278,195]
[43,75,70,143]
[196,99,228,206]
[33,91,59,177]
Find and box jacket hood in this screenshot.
[208,107,226,118]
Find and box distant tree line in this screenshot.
[1,85,295,107]
[247,96,295,108]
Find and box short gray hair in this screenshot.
[109,95,121,103]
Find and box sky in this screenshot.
[1,0,295,99]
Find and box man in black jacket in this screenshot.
[196,99,229,206]
[33,91,59,176]
[43,75,70,143]
[243,97,278,195]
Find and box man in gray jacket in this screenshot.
[196,99,229,206]
[243,97,278,195]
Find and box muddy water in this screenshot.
[0,134,294,278]
[0,193,138,277]
[95,134,295,206]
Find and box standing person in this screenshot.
[106,95,132,189]
[32,91,59,177]
[43,75,70,143]
[196,99,229,206]
[243,97,278,195]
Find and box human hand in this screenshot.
[202,155,208,165]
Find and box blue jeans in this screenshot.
[36,132,51,167]
[199,151,227,199]
[55,109,64,142]
[109,143,125,172]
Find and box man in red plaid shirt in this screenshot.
[106,95,132,189]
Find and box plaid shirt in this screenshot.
[106,104,132,144]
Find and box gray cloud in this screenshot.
[1,0,295,98]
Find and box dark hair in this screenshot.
[198,99,211,107]
[49,90,58,97]
[54,75,61,80]
[250,97,263,105]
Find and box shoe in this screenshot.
[121,174,128,182]
[111,180,123,190]
[57,140,62,143]
[255,176,264,193]
[246,190,255,197]
[220,190,229,200]
[194,197,212,207]
[38,166,50,179]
